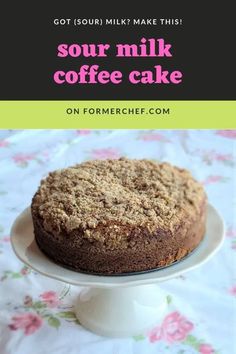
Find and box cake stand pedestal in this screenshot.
[75,284,167,337]
[10,204,224,337]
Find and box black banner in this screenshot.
[1,2,234,100]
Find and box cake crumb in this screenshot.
[32,158,206,247]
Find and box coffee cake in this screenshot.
[31,158,207,274]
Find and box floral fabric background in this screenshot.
[0,129,235,354]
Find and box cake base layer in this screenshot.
[33,210,206,275]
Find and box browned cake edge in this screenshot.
[32,200,206,274]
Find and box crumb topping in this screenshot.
[32,158,206,245]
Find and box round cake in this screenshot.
[31,158,207,274]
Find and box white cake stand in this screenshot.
[10,204,224,337]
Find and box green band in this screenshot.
[0,101,235,129]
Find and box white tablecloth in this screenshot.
[0,130,235,354]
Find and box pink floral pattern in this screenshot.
[144,311,218,352]
[20,267,30,275]
[9,313,43,335]
[226,227,236,238]
[8,290,78,336]
[199,343,214,354]
[11,152,46,167]
[195,149,235,166]
[12,153,36,167]
[202,175,228,185]
[40,291,61,308]
[138,132,171,142]
[0,139,10,147]
[90,148,121,160]
[0,130,234,352]
[148,311,194,344]
[226,227,236,250]
[76,130,91,135]
[2,236,10,242]
[229,286,236,296]
[216,130,236,139]
[1,265,31,281]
